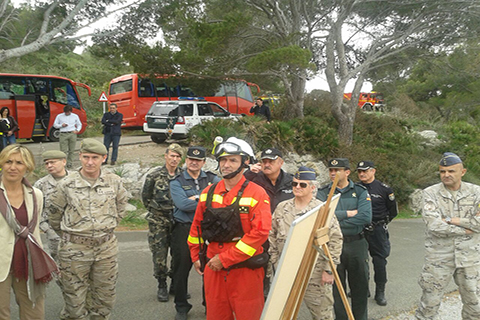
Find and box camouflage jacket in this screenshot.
[141,165,181,220]
[423,181,480,267]
[268,198,343,278]
[47,169,128,237]
[34,171,69,233]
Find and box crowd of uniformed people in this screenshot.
[0,127,479,320]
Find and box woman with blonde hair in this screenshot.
[0,144,58,320]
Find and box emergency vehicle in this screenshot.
[343,92,385,111]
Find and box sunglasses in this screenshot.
[292,181,309,188]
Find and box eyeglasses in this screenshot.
[292,181,309,188]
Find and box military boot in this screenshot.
[157,280,169,302]
[374,283,387,306]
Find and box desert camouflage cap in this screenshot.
[42,150,67,161]
[166,143,184,157]
[80,138,107,155]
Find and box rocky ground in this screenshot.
[117,141,170,167]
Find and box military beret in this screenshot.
[42,150,66,161]
[166,143,184,157]
[80,138,107,155]
[356,160,375,171]
[294,166,316,180]
[261,148,283,160]
[328,158,350,169]
[187,146,206,160]
[439,152,462,166]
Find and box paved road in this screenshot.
[10,219,452,320]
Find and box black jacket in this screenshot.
[101,111,123,135]
[244,169,293,212]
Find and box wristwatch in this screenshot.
[445,217,452,224]
[325,270,333,275]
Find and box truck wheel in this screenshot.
[151,134,166,144]
[363,104,373,111]
[48,127,60,142]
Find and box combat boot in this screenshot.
[157,280,169,302]
[374,283,387,306]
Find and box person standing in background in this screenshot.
[53,105,82,169]
[0,107,18,146]
[249,98,271,122]
[101,103,123,166]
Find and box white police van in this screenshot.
[143,97,240,143]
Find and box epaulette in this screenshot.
[204,171,219,183]
[354,182,368,192]
[319,184,331,191]
[381,182,391,188]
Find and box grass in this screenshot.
[118,199,148,230]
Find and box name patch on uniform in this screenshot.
[182,185,193,191]
[239,206,250,214]
[97,187,115,195]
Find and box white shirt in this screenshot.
[53,112,82,132]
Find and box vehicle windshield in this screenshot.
[148,103,194,116]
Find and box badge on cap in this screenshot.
[331,160,338,165]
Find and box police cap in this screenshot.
[328,158,350,169]
[187,146,206,160]
[261,148,283,160]
[356,160,375,171]
[439,152,462,166]
[80,138,107,155]
[42,150,66,161]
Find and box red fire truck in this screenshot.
[343,91,385,111]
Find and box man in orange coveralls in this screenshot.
[188,137,272,320]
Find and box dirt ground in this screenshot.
[117,141,171,167]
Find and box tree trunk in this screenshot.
[282,71,306,119]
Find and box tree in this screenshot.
[0,0,131,63]
[93,0,480,145]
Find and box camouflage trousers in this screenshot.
[304,271,335,320]
[416,261,480,320]
[58,236,119,320]
[147,214,173,282]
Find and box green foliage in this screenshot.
[289,116,338,158]
[119,199,147,230]
[246,46,312,72]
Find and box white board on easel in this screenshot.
[261,194,340,320]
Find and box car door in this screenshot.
[197,103,214,124]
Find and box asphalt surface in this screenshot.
[9,219,450,320]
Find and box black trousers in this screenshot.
[365,223,391,284]
[333,237,369,320]
[171,222,193,313]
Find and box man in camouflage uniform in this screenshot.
[47,138,128,320]
[416,152,480,320]
[269,166,343,320]
[142,143,183,302]
[34,150,69,262]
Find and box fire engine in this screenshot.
[343,91,385,111]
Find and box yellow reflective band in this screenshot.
[235,240,256,257]
[188,235,204,244]
[200,193,208,202]
[200,193,224,204]
[238,197,258,207]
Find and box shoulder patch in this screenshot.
[424,201,436,212]
[388,193,395,201]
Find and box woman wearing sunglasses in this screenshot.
[268,166,343,320]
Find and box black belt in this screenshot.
[60,131,74,133]
[343,233,364,243]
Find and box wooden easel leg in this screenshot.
[322,244,355,320]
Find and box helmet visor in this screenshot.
[214,142,243,158]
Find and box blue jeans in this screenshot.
[103,134,121,162]
[3,134,16,146]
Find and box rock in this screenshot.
[417,130,442,147]
[125,203,137,212]
[409,189,423,214]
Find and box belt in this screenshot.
[343,232,364,243]
[60,131,74,133]
[62,232,114,246]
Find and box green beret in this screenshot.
[80,138,107,155]
[42,150,67,161]
[167,143,184,157]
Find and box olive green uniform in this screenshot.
[317,180,372,320]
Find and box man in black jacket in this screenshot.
[101,103,123,165]
[357,160,398,306]
[249,98,271,122]
[244,148,293,212]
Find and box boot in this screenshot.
[374,283,387,306]
[157,280,169,302]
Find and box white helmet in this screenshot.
[213,137,255,160]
